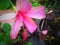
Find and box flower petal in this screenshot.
[22,15,37,33]
[0,12,16,22]
[16,0,32,12]
[10,15,23,39]
[41,30,48,35]
[26,6,46,19]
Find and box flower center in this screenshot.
[18,10,24,15]
[16,10,27,19]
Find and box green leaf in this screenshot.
[2,23,11,33]
[0,0,10,10]
[32,2,41,7]
[26,42,32,45]
[2,34,10,43]
[0,32,3,41]
[0,31,10,45]
[0,23,11,44]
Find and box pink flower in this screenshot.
[41,30,48,35]
[40,30,48,40]
[0,0,45,39]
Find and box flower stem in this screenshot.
[9,0,16,12]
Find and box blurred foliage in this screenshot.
[2,23,11,33]
[0,0,60,10]
[0,23,11,45]
[25,41,33,45]
[30,0,60,10]
[0,0,10,10]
